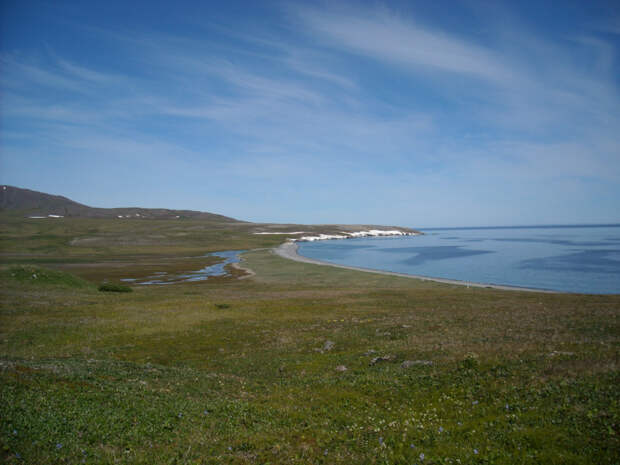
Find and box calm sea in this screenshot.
[297,225,620,294]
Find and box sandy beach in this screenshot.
[274,241,557,293]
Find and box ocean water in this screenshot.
[297,225,620,294]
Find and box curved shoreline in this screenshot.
[274,241,558,293]
[230,261,256,280]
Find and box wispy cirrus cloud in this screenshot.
[292,4,517,84]
[1,1,618,225]
[291,3,619,117]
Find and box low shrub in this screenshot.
[98,283,133,293]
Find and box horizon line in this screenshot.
[416,223,620,231]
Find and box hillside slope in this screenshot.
[0,185,240,221]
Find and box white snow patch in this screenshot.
[47,214,64,218]
[296,233,349,241]
[346,229,407,237]
[28,216,46,219]
[295,230,419,242]
[253,231,307,235]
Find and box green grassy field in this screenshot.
[1,216,619,464]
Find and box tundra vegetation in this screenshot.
[1,215,618,464]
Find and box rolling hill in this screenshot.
[0,185,240,221]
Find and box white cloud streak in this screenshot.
[295,5,517,84]
[1,2,619,225]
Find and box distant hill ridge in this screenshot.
[0,185,240,221]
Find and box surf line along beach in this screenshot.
[274,241,558,293]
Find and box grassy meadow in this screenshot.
[1,216,619,464]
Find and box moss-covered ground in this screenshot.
[1,216,618,464]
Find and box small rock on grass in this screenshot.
[335,365,347,372]
[323,340,335,351]
[369,355,395,366]
[401,360,433,368]
[548,351,575,357]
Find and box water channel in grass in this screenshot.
[120,250,245,285]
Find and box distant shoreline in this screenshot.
[418,223,620,231]
[273,241,558,293]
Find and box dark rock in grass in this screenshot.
[369,355,395,366]
[401,360,433,368]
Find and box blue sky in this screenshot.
[1,0,619,227]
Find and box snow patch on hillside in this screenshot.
[253,231,306,235]
[294,230,419,242]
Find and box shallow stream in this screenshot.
[120,250,245,285]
